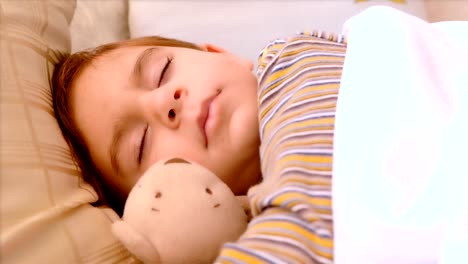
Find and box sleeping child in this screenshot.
[52,6,468,264]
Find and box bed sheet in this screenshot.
[334,6,468,264]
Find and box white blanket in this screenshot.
[333,6,468,264]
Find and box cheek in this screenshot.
[230,106,260,151]
[226,80,259,148]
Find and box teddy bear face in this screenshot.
[134,159,230,217]
[122,158,248,263]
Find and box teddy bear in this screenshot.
[111,158,250,264]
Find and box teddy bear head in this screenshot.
[112,158,248,263]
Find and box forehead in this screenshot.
[71,47,146,115]
[90,46,152,71]
[72,45,165,106]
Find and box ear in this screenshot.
[112,220,161,263]
[199,43,228,54]
[199,43,254,71]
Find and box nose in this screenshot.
[143,86,185,129]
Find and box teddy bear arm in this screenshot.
[112,220,161,263]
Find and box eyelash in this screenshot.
[138,56,173,165]
[138,124,149,165]
[157,56,173,87]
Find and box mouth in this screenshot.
[197,94,218,147]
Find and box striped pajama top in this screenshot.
[216,32,347,264]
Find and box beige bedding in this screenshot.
[0,0,465,263]
[0,1,134,263]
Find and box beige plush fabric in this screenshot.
[70,0,130,52]
[425,0,468,22]
[0,0,135,262]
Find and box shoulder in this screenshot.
[256,31,347,82]
[256,31,347,80]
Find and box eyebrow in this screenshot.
[109,47,158,176]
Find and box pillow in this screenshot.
[129,0,427,63]
[0,1,135,262]
[425,0,468,22]
[70,0,130,52]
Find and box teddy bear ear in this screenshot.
[112,220,161,263]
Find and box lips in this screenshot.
[197,95,216,146]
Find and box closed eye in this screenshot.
[137,124,149,165]
[157,56,172,87]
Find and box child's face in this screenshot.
[71,44,261,196]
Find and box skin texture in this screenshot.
[71,44,261,198]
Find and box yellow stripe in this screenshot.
[275,103,337,125]
[253,221,333,248]
[278,45,340,59]
[281,138,334,148]
[279,175,331,186]
[262,56,344,94]
[259,75,340,119]
[294,86,340,98]
[261,55,343,94]
[290,117,335,128]
[246,241,311,263]
[272,192,331,207]
[280,154,333,164]
[253,231,333,259]
[219,248,268,264]
[275,164,333,173]
[259,71,341,105]
[265,115,335,137]
[260,70,341,99]
[261,84,339,122]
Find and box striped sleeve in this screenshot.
[216,31,347,264]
